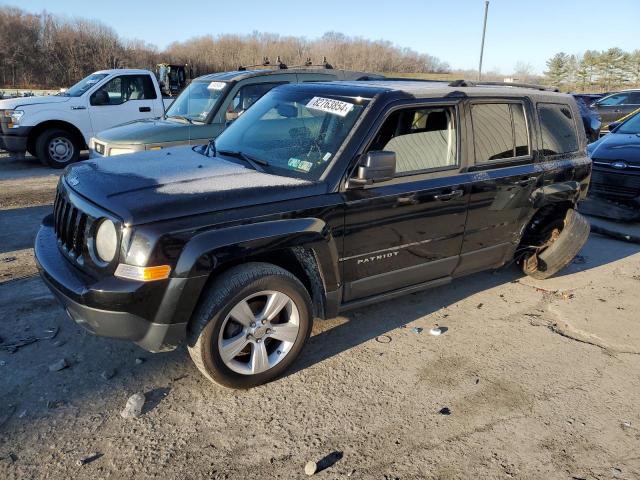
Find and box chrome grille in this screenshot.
[53,188,88,259]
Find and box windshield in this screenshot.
[213,89,370,180]
[64,73,108,97]
[165,81,227,122]
[617,112,640,135]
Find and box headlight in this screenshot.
[4,109,24,128]
[146,145,163,151]
[95,219,118,262]
[109,147,135,156]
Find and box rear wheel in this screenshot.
[35,128,80,168]
[521,208,590,280]
[188,263,313,388]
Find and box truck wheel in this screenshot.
[188,262,313,388]
[522,208,590,280]
[35,128,80,168]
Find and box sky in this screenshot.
[4,0,640,74]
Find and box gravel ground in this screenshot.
[1,152,640,479]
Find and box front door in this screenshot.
[341,103,471,302]
[88,75,158,136]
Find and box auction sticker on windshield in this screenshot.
[306,97,354,117]
[208,81,226,90]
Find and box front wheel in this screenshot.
[35,128,80,168]
[188,263,313,388]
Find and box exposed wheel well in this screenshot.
[517,201,575,260]
[28,121,88,151]
[192,247,327,327]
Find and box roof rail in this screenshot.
[382,77,449,83]
[448,79,559,92]
[239,56,335,71]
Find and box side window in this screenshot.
[471,102,530,163]
[367,106,457,174]
[598,93,629,106]
[91,76,123,106]
[628,92,640,105]
[538,103,578,155]
[227,83,283,120]
[90,75,157,105]
[126,75,157,100]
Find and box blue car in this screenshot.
[588,110,640,205]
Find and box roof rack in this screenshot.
[238,56,334,71]
[448,79,559,92]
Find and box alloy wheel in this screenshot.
[217,290,300,375]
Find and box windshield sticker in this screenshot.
[288,158,312,172]
[306,97,354,117]
[322,152,332,162]
[207,81,226,91]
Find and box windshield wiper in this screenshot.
[218,149,269,172]
[167,114,193,124]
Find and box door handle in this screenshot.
[515,177,536,186]
[434,189,464,201]
[139,106,151,112]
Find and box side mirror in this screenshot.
[349,151,396,186]
[607,121,621,132]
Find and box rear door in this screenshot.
[456,99,542,276]
[341,101,472,302]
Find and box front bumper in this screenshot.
[589,167,640,204]
[0,126,31,153]
[35,219,200,352]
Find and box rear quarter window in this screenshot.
[538,103,578,155]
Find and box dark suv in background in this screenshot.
[36,80,591,388]
[592,89,640,125]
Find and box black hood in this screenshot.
[63,146,322,225]
[589,132,640,165]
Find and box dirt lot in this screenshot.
[1,152,640,479]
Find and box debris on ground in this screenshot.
[46,400,66,409]
[476,303,484,309]
[305,461,318,476]
[375,335,392,344]
[101,369,116,381]
[0,326,58,353]
[120,393,145,419]
[48,358,68,372]
[573,255,587,265]
[76,452,103,466]
[438,407,451,416]
[411,327,423,334]
[304,451,344,476]
[135,357,145,365]
[430,326,446,336]
[2,256,17,263]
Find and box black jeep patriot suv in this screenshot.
[36,80,591,388]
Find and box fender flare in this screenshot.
[175,216,341,293]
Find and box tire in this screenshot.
[522,208,590,280]
[187,262,313,388]
[35,128,80,168]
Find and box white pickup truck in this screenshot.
[0,69,174,167]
